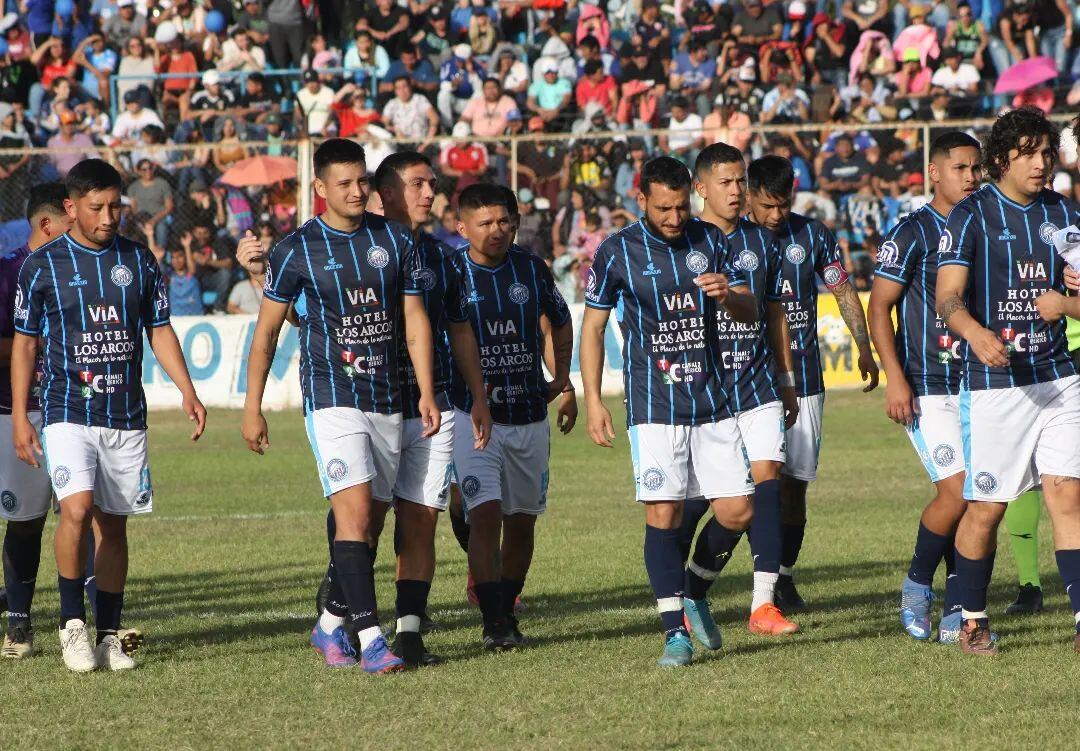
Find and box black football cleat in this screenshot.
[482,623,516,651]
[392,631,444,668]
[774,575,807,612]
[419,612,443,634]
[1005,583,1043,615]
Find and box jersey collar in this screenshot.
[315,215,363,237]
[989,183,1039,212]
[64,232,114,256]
[637,219,688,249]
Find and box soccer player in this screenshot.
[243,139,443,673]
[868,131,983,643]
[678,143,801,643]
[447,183,574,649]
[580,156,760,666]
[744,155,879,610]
[11,159,207,672]
[937,107,1080,656]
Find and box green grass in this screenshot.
[3,391,1079,749]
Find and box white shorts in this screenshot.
[304,407,402,501]
[41,422,153,515]
[735,401,786,464]
[960,376,1080,502]
[392,410,455,510]
[0,412,53,521]
[452,410,549,516]
[906,394,965,483]
[629,420,753,502]
[782,393,824,482]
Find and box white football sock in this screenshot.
[357,626,383,651]
[779,565,794,577]
[752,572,779,612]
[318,611,345,633]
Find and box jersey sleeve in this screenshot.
[143,252,171,327]
[534,257,571,327]
[444,254,469,324]
[263,235,302,303]
[813,222,850,290]
[13,255,45,336]
[764,235,784,302]
[584,239,619,310]
[399,230,423,296]
[873,220,920,286]
[937,201,976,268]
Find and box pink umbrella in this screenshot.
[219,155,298,187]
[994,56,1059,94]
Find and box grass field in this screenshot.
[3,391,1079,749]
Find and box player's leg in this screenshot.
[777,393,823,610]
[954,501,1005,656]
[1040,478,1080,651]
[501,512,536,645]
[677,497,711,563]
[746,459,799,635]
[1004,490,1044,614]
[85,526,142,656]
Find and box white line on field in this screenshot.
[143,510,325,523]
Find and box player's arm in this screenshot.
[868,277,914,424]
[10,332,41,467]
[546,316,574,401]
[145,323,206,441]
[1034,289,1080,323]
[242,297,289,453]
[695,273,759,324]
[403,294,441,438]
[542,314,577,435]
[447,318,492,449]
[936,264,1008,367]
[831,279,879,391]
[766,301,799,429]
[580,305,615,447]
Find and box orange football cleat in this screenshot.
[749,603,800,635]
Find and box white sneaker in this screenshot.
[59,620,98,672]
[95,634,136,671]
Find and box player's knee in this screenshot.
[57,499,93,528]
[750,461,782,484]
[467,499,502,532]
[720,502,753,531]
[966,500,1006,530]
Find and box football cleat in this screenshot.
[95,634,137,671]
[504,615,528,648]
[959,620,999,657]
[939,613,997,645]
[482,622,517,651]
[900,576,934,641]
[775,575,806,612]
[419,613,442,634]
[749,603,800,635]
[392,631,443,668]
[117,627,144,655]
[2,623,34,659]
[682,597,723,650]
[59,620,97,673]
[657,631,694,667]
[360,633,405,674]
[309,623,358,668]
[1005,583,1043,615]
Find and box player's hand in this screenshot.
[469,399,492,450]
[241,409,269,454]
[1035,289,1067,323]
[781,386,799,430]
[236,229,265,275]
[546,375,568,403]
[884,376,915,425]
[1065,266,1080,292]
[694,272,729,303]
[184,391,207,441]
[857,347,880,392]
[585,398,616,447]
[12,415,42,468]
[968,326,1009,368]
[418,394,442,438]
[557,389,578,434]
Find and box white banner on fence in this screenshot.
[142,304,627,411]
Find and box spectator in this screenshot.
[82,98,111,144]
[235,73,276,125]
[527,58,572,124]
[218,28,267,73]
[116,36,158,107]
[228,260,265,314]
[615,137,646,215]
[440,122,489,197]
[438,44,484,129]
[931,47,980,96]
[358,0,412,58]
[632,1,672,58]
[575,59,617,117]
[111,90,164,144]
[103,0,147,50]
[661,95,705,166]
[304,34,342,74]
[212,117,250,172]
[1033,0,1072,74]
[468,8,499,58]
[175,178,225,234]
[892,4,942,66]
[804,12,849,86]
[344,30,391,85]
[461,77,517,137]
[703,97,752,153]
[29,38,76,114]
[236,0,271,47]
[157,33,199,122]
[163,0,208,44]
[568,208,606,263]
[718,61,765,118]
[331,82,382,138]
[413,3,452,60]
[381,44,439,99]
[841,0,891,39]
[761,71,809,124]
[294,69,335,136]
[944,2,989,72]
[989,1,1037,75]
[266,0,305,70]
[670,40,716,117]
[895,48,932,99]
[383,76,437,141]
[731,0,783,56]
[164,237,203,316]
[514,188,548,256]
[127,159,175,247]
[191,69,237,133]
[492,44,530,100]
[47,110,97,177]
[73,34,117,105]
[854,31,897,81]
[552,251,582,303]
[819,134,871,203]
[433,205,465,247]
[620,45,665,87]
[872,138,908,227]
[552,187,609,258]
[563,140,613,204]
[188,223,234,313]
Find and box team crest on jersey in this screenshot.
[460,475,481,498]
[641,467,666,491]
[508,283,530,304]
[1039,222,1060,245]
[974,472,998,494]
[932,444,955,468]
[585,268,598,294]
[367,246,390,268]
[685,251,709,274]
[0,490,15,512]
[263,264,273,291]
[12,286,27,321]
[822,265,843,288]
[110,264,134,287]
[785,243,806,264]
[325,459,349,483]
[876,240,900,268]
[412,267,437,291]
[937,229,953,254]
[736,250,759,272]
[53,466,71,489]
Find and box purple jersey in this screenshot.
[0,245,41,414]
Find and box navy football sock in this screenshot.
[83,533,97,620]
[685,518,742,600]
[324,562,348,617]
[1053,549,1080,632]
[749,479,782,574]
[500,577,525,620]
[644,525,687,637]
[449,509,471,554]
[955,548,995,627]
[332,541,379,632]
[3,518,44,627]
[94,589,124,644]
[678,498,711,561]
[942,544,961,619]
[475,581,502,630]
[58,574,86,626]
[395,579,430,632]
[781,521,806,570]
[908,523,952,586]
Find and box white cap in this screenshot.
[788,0,807,18]
[117,0,135,7]
[1053,171,1074,195]
[202,69,221,87]
[738,66,756,82]
[453,43,472,59]
[154,22,179,44]
[452,121,471,138]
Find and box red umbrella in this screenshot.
[219,155,298,187]
[993,56,1058,94]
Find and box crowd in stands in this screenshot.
[1,0,1080,309]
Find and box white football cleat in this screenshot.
[95,634,137,671]
[59,620,98,673]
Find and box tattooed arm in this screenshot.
[831,279,880,392]
[936,263,1008,368]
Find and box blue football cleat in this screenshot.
[657,631,694,667]
[900,576,934,641]
[683,597,723,650]
[309,623,358,668]
[360,633,405,674]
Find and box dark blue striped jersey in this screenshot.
[874,204,959,396]
[717,218,785,413]
[400,231,460,419]
[263,214,421,415]
[774,212,849,398]
[585,218,744,427]
[13,233,169,430]
[447,245,570,425]
[937,185,1080,390]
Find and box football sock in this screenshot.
[395,579,430,633]
[956,548,995,627]
[749,479,782,574]
[678,498,711,561]
[475,581,502,630]
[324,563,348,618]
[449,508,471,554]
[501,577,525,620]
[685,518,742,600]
[94,589,123,644]
[644,525,687,637]
[318,610,345,633]
[58,574,86,626]
[907,523,952,586]
[751,572,779,612]
[1005,490,1041,587]
[1053,548,1080,632]
[332,540,379,632]
[84,533,97,618]
[3,518,44,626]
[781,521,806,571]
[942,545,961,620]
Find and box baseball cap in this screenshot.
[518,188,534,204]
[738,65,756,82]
[908,3,928,17]
[670,94,689,109]
[908,172,925,186]
[788,0,806,19]
[202,69,221,87]
[117,0,135,7]
[189,178,208,192]
[303,69,319,83]
[542,59,559,74]
[777,71,794,85]
[264,112,282,126]
[453,43,472,59]
[430,4,444,16]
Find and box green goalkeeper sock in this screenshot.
[1005,490,1041,588]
